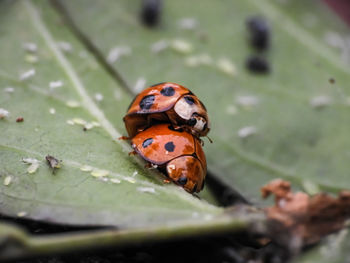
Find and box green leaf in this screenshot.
[58,0,350,203]
[0,0,234,228]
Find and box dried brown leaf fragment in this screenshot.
[262,179,350,246]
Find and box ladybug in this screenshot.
[124,82,210,139]
[131,124,206,193]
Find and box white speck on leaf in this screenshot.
[177,17,198,30]
[226,105,238,115]
[310,95,332,108]
[56,41,73,53]
[192,212,199,218]
[84,122,94,130]
[27,163,40,174]
[4,176,12,186]
[133,78,146,93]
[25,54,38,64]
[72,118,87,125]
[66,100,80,108]
[23,158,40,174]
[49,108,56,114]
[150,40,169,53]
[238,126,257,138]
[66,119,75,125]
[19,69,35,81]
[217,58,236,76]
[324,31,350,64]
[132,171,138,177]
[185,54,212,67]
[171,39,193,54]
[107,46,131,63]
[137,187,156,194]
[110,178,121,184]
[4,87,15,93]
[23,42,37,52]
[17,211,27,217]
[0,108,10,119]
[204,214,214,221]
[94,93,104,102]
[49,80,63,91]
[80,165,93,172]
[91,169,109,177]
[91,121,101,127]
[114,89,123,101]
[22,158,38,164]
[236,96,259,107]
[124,177,136,184]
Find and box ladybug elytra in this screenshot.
[131,124,206,193]
[123,82,210,139]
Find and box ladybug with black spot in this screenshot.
[131,124,206,193]
[123,82,210,139]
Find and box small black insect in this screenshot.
[140,0,162,27]
[246,16,270,51]
[46,155,62,174]
[246,55,270,74]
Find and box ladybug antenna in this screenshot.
[206,135,213,143]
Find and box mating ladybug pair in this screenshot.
[123,82,210,193]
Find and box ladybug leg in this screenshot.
[163,179,171,184]
[144,163,153,169]
[128,150,137,156]
[118,136,130,140]
[173,124,183,130]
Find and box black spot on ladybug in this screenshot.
[177,176,188,185]
[246,16,270,51]
[164,141,175,152]
[246,55,270,74]
[160,86,175,97]
[184,96,195,105]
[139,95,155,110]
[142,138,153,148]
[140,0,162,27]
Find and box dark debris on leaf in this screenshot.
[262,179,350,248]
[45,155,62,174]
[246,16,270,51]
[246,55,270,74]
[140,0,162,27]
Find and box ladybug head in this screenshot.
[166,156,205,193]
[174,95,210,137]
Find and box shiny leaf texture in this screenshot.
[59,0,350,204]
[0,0,226,228]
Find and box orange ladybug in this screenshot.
[124,82,210,139]
[131,123,206,193]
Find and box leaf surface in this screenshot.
[0,0,226,228]
[59,0,350,203]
